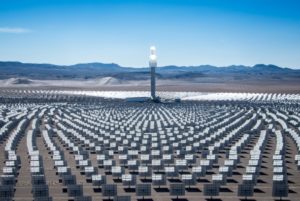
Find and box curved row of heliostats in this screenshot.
[1,89,300,102]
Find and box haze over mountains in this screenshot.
[0,61,299,80]
[0,61,299,93]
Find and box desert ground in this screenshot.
[1,78,300,93]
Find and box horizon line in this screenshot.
[0,60,298,69]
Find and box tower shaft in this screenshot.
[151,66,156,100]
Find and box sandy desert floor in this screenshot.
[1,78,300,93]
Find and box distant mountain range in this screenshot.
[0,61,299,81]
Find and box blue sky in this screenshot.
[0,0,300,68]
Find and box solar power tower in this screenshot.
[149,46,157,101]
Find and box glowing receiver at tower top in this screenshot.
[149,46,157,67]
